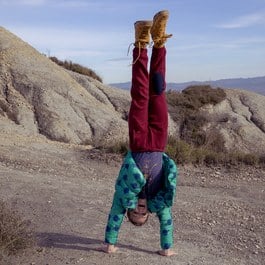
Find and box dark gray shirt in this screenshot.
[132,151,164,199]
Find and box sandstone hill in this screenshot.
[200,89,265,155]
[0,27,129,147]
[0,26,265,154]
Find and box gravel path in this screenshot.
[0,133,264,265]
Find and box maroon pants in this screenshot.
[128,47,168,152]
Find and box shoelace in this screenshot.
[127,41,153,65]
[127,32,172,65]
[151,33,173,46]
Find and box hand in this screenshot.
[157,249,176,257]
[100,244,119,254]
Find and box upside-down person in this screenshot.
[102,10,178,257]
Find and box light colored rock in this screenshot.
[201,89,265,154]
[0,26,128,146]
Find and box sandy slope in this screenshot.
[0,133,264,265]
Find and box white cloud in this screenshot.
[216,12,265,29]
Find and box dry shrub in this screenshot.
[0,200,34,258]
[167,85,226,151]
[205,130,226,153]
[102,141,129,155]
[180,114,208,146]
[49,56,103,82]
[165,136,263,167]
[166,137,209,165]
[182,85,226,108]
[240,153,259,166]
[204,151,223,165]
[103,136,265,167]
[228,152,259,166]
[167,138,193,164]
[167,85,226,115]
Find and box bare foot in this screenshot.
[157,249,176,257]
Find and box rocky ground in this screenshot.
[0,133,264,265]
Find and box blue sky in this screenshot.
[1,0,265,84]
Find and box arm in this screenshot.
[156,206,176,256]
[104,193,126,248]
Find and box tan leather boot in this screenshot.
[134,20,153,48]
[151,10,172,48]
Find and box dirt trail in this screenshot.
[0,133,264,265]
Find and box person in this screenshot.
[102,10,178,257]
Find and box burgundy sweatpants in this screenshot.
[128,47,168,152]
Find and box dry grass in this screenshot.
[0,200,34,259]
[166,136,264,167]
[49,56,103,82]
[101,141,129,155]
[100,137,264,167]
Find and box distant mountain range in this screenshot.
[110,76,265,96]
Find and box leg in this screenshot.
[147,46,168,151]
[147,9,172,151]
[128,47,149,151]
[128,20,152,152]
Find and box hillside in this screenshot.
[0,26,129,147]
[1,26,265,156]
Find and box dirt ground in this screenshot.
[0,133,264,265]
